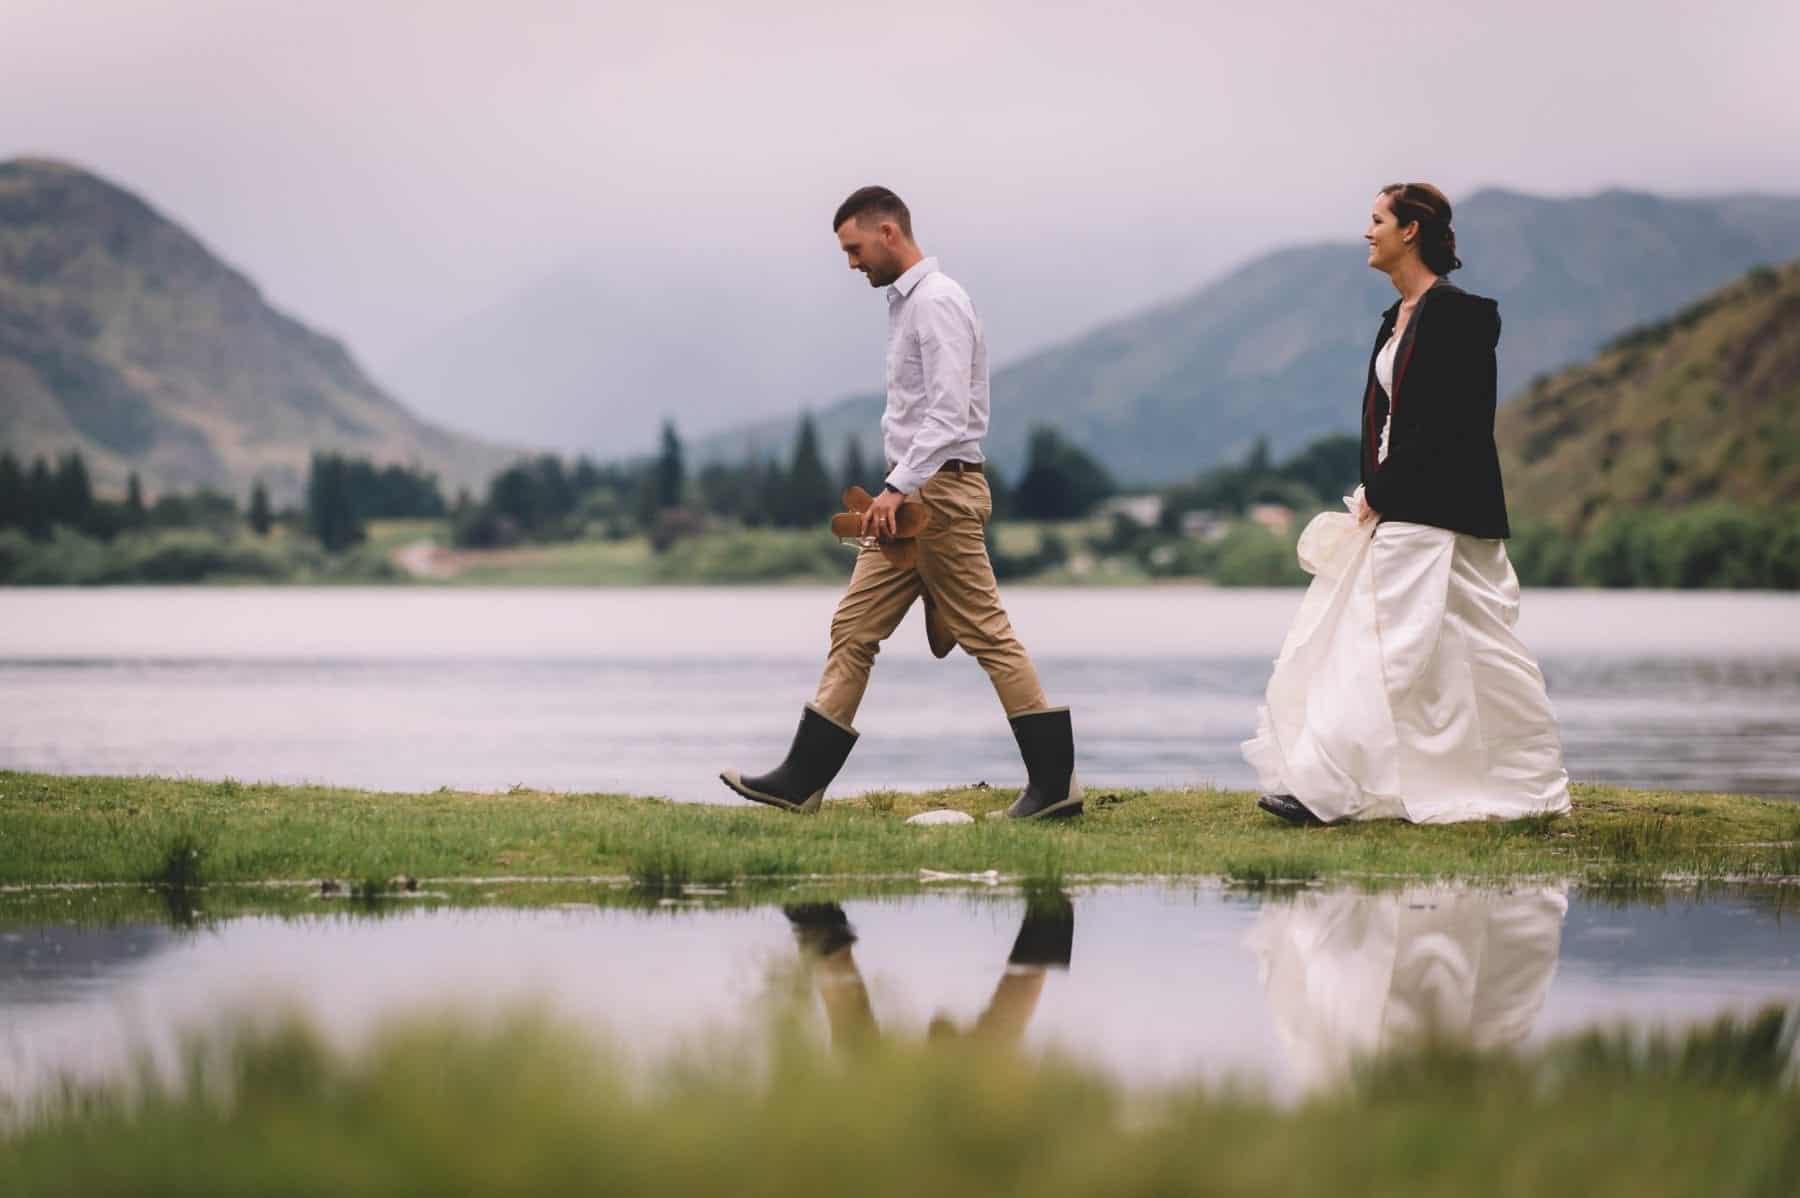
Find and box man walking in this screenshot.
[719,186,1080,821]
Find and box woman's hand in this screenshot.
[1350,486,1379,524]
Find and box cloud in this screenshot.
[4,0,1797,450]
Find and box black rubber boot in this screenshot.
[1000,707,1083,820]
[1257,793,1326,826]
[720,704,858,814]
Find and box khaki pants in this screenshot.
[815,470,1048,724]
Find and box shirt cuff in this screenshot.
[884,463,929,494]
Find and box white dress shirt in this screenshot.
[881,256,989,494]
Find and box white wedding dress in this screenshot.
[1241,351,1571,822]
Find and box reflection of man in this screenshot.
[1247,886,1567,1092]
[719,186,1080,822]
[785,889,1075,1050]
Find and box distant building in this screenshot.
[1248,503,1295,536]
[1098,494,1165,528]
[1181,510,1229,542]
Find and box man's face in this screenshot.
[836,216,905,288]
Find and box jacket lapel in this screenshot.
[1364,305,1400,476]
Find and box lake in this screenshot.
[3,587,1799,801]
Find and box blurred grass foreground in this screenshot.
[2,1005,1795,1196]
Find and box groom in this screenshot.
[719,186,1080,821]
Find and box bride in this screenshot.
[1243,182,1571,826]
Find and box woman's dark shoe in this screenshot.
[1257,793,1326,826]
[721,704,859,814]
[999,707,1083,820]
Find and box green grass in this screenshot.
[2,771,1797,890]
[2,1005,1794,1196]
[444,534,658,585]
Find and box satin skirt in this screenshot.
[1242,512,1571,824]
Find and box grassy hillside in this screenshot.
[0,158,518,503]
[695,189,1800,483]
[1500,261,1800,534]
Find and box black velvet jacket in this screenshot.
[1360,279,1511,540]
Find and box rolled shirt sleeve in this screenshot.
[885,293,976,494]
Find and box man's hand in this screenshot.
[861,487,907,540]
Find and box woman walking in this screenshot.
[1244,183,1571,825]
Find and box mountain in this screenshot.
[373,263,880,467]
[0,158,518,503]
[1497,260,1800,534]
[694,189,1800,484]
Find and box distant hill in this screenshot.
[1498,260,1800,534]
[696,189,1800,483]
[0,158,518,503]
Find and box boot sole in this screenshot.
[719,770,823,815]
[991,776,1085,821]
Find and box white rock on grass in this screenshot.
[905,810,975,827]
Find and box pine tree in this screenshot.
[248,480,273,536]
[0,452,23,531]
[306,453,365,552]
[1246,436,1272,476]
[53,452,95,532]
[1012,426,1117,521]
[125,472,146,523]
[655,420,685,510]
[23,456,54,540]
[839,435,869,496]
[781,414,833,527]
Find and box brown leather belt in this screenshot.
[937,460,983,475]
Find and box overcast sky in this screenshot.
[5,0,1798,451]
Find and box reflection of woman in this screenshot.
[1245,183,1571,826]
[1246,886,1567,1092]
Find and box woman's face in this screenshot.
[1364,193,1415,273]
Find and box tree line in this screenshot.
[14,431,1793,590]
[1509,506,1800,589]
[448,416,1124,551]
[0,449,445,552]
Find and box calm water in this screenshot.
[1,882,1795,1109]
[3,587,1800,800]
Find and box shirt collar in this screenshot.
[887,256,939,301]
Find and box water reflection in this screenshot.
[1,882,1793,1113]
[788,886,1075,1051]
[1249,887,1567,1091]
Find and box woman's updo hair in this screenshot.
[1381,182,1462,275]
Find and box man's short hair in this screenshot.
[833,186,912,238]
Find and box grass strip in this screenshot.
[2,770,1796,889]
